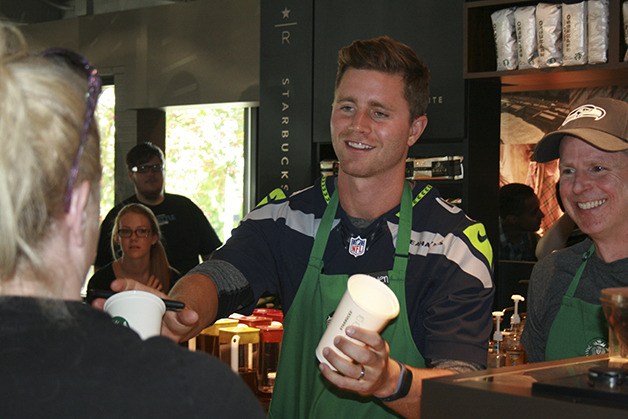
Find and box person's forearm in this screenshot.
[169,273,219,336]
[383,365,454,418]
[535,214,576,259]
[186,259,255,319]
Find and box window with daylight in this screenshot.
[165,104,256,242]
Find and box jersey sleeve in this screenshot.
[412,211,495,368]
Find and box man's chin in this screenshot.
[140,191,163,202]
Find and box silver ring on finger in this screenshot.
[357,364,366,381]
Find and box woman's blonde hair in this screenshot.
[112,204,172,291]
[0,23,102,278]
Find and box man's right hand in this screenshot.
[91,278,200,343]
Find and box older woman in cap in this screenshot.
[522,97,628,362]
[0,23,264,418]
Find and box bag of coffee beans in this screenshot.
[491,7,518,71]
[514,6,540,69]
[536,3,563,67]
[588,0,609,64]
[562,1,587,66]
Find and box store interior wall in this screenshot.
[13,0,260,202]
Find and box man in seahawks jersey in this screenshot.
[107,36,494,418]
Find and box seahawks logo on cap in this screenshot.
[562,104,606,126]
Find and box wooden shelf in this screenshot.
[469,64,628,91]
[464,0,628,91]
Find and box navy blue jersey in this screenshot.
[213,177,494,366]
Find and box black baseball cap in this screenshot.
[533,97,628,163]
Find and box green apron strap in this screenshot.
[307,184,339,272]
[390,183,412,276]
[564,244,595,297]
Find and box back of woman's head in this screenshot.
[0,23,102,278]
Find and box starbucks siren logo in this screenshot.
[585,337,608,356]
[111,316,130,328]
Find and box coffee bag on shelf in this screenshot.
[536,3,563,67]
[562,1,587,66]
[588,0,609,64]
[491,7,518,71]
[514,6,540,69]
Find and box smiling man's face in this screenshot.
[330,68,426,181]
[559,136,628,241]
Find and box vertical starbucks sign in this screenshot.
[259,2,314,201]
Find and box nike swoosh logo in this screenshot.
[464,223,493,267]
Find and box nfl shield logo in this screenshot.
[349,236,367,257]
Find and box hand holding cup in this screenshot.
[316,274,400,370]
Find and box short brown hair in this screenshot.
[335,36,430,120]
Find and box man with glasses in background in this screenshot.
[94,142,222,280]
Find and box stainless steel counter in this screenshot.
[421,354,628,419]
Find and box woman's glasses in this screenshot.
[40,48,102,212]
[117,227,152,238]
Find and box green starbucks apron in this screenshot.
[545,244,608,360]
[269,179,425,418]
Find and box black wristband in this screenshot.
[377,360,413,402]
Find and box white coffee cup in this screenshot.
[316,274,400,370]
[104,290,166,340]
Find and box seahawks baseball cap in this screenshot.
[533,97,628,163]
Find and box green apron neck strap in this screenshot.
[565,243,596,297]
[391,182,412,276]
[308,185,339,271]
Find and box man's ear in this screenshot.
[408,115,428,147]
[65,180,92,247]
